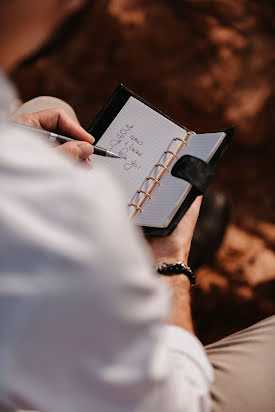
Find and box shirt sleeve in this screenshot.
[164,325,214,412]
[0,127,213,412]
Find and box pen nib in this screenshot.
[107,151,121,158]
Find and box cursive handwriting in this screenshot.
[124,159,142,170]
[108,124,143,172]
[110,133,124,147]
[129,135,143,145]
[118,147,129,160]
[118,147,142,170]
[109,125,134,147]
[120,125,134,134]
[128,143,142,157]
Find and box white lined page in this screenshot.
[134,132,226,227]
[91,96,187,201]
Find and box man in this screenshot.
[0,2,273,412]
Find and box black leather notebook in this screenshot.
[88,85,233,237]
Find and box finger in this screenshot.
[31,108,95,144]
[57,141,94,160]
[12,113,42,128]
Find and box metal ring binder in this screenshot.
[173,137,188,146]
[128,203,143,213]
[138,190,152,199]
[146,176,161,186]
[165,150,179,158]
[155,163,170,172]
[129,131,196,219]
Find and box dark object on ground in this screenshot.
[189,190,231,270]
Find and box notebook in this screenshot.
[88,85,233,236]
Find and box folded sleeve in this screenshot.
[163,325,214,412]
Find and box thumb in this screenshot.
[57,141,94,160]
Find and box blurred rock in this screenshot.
[193,222,275,344]
[216,223,275,285]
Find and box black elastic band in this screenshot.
[171,155,216,194]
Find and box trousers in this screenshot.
[206,315,275,412]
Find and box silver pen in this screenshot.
[11,122,120,158]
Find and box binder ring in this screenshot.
[173,137,188,146]
[165,150,179,158]
[128,203,143,213]
[155,163,170,172]
[138,190,152,199]
[146,176,161,186]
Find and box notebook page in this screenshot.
[91,96,187,201]
[134,132,226,227]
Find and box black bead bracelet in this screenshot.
[156,261,196,285]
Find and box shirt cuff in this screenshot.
[165,325,214,384]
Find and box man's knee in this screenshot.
[13,96,79,124]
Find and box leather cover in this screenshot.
[87,84,234,237]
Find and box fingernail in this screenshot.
[88,134,95,143]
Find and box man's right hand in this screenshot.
[13,108,95,163]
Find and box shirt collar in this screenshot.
[0,70,18,123]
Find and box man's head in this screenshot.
[0,0,87,72]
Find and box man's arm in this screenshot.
[148,196,202,334]
[164,275,194,332]
[146,196,213,412]
[1,122,212,412]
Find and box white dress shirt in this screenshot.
[0,71,213,412]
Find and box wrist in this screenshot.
[154,252,189,267]
[165,275,193,332]
[164,274,191,290]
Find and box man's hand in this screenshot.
[13,108,95,162]
[147,196,202,266]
